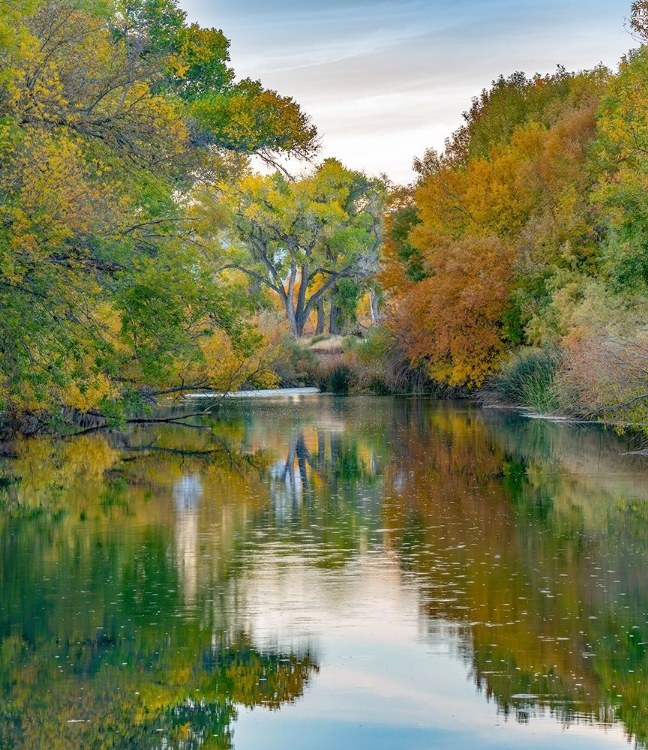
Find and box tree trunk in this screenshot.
[315,298,325,335]
[285,300,299,337]
[294,309,308,338]
[329,289,341,334]
[369,287,381,325]
[286,264,299,336]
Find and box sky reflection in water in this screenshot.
[1,396,648,748]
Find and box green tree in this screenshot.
[595,47,648,292]
[112,0,317,164]
[0,0,317,420]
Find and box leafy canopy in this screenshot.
[0,0,317,418]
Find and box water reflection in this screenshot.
[0,626,317,749]
[174,473,203,603]
[1,398,648,747]
[269,426,383,520]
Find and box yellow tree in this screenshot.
[0,0,318,420]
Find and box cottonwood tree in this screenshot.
[199,160,385,337]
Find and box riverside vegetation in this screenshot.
[3,0,648,431]
[6,4,648,749]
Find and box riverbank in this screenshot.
[0,345,642,440]
[272,330,465,398]
[473,346,648,435]
[289,336,648,437]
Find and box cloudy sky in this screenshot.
[181,0,635,183]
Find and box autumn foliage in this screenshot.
[0,0,316,420]
[394,237,514,386]
[381,66,616,390]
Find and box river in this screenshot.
[1,395,648,749]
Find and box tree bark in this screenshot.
[315,298,325,335]
[369,287,381,325]
[329,289,341,334]
[293,307,310,337]
[285,299,300,337]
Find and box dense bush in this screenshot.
[310,328,456,396]
[269,336,319,387]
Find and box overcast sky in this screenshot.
[181,0,635,183]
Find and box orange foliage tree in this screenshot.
[394,237,514,386]
[381,68,607,388]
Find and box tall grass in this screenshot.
[484,348,562,413]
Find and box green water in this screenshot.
[2,396,648,749]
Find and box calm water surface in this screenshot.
[2,396,648,749]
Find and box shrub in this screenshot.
[263,321,459,397]
[561,327,648,426]
[316,359,352,394]
[329,365,352,394]
[316,327,454,396]
[269,335,319,387]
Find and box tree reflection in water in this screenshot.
[0,427,318,749]
[0,628,318,749]
[2,398,648,747]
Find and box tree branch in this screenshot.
[216,263,283,296]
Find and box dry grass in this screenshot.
[305,336,345,355]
